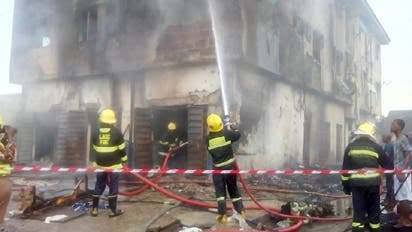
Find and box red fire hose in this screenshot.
[119,150,304,231]
[122,180,349,200]
[126,171,302,232]
[119,151,172,196]
[234,163,352,222]
[119,149,351,231]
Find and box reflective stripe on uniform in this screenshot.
[208,136,231,150]
[121,156,128,162]
[93,162,123,169]
[0,164,11,176]
[351,173,380,179]
[216,197,225,201]
[349,149,378,159]
[93,145,118,153]
[369,223,380,229]
[99,128,111,133]
[341,175,350,181]
[215,158,235,168]
[118,142,126,150]
[232,197,242,202]
[352,222,364,228]
[159,141,169,145]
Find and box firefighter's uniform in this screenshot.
[206,114,244,224]
[91,109,127,217]
[158,122,184,168]
[341,122,390,232]
[0,115,12,224]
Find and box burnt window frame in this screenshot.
[77,6,98,43]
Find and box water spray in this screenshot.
[208,0,230,125]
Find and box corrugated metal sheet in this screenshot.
[16,115,35,164]
[187,106,206,169]
[55,111,88,166]
[134,108,153,168]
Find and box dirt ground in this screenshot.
[4,192,351,232]
[3,175,352,232]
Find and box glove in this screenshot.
[229,124,239,131]
[342,184,351,195]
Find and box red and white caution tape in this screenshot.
[6,165,412,175]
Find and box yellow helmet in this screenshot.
[0,114,3,127]
[99,109,117,124]
[355,121,376,137]
[207,113,223,132]
[168,122,177,131]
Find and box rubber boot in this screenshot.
[240,210,246,219]
[108,196,124,218]
[91,195,99,217]
[233,200,244,214]
[216,215,228,224]
[217,200,226,216]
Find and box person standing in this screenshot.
[390,119,412,201]
[91,109,126,217]
[158,122,184,168]
[341,122,390,232]
[0,115,15,227]
[206,113,245,224]
[382,134,395,203]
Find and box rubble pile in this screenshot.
[249,173,342,194]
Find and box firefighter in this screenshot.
[158,122,184,168]
[341,122,391,232]
[91,109,126,217]
[0,115,13,226]
[206,113,244,224]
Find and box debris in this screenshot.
[72,201,90,213]
[276,219,293,228]
[280,201,335,218]
[227,210,251,230]
[18,176,90,218]
[44,215,67,223]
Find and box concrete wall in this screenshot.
[22,78,113,113]
[144,64,220,106]
[0,94,22,126]
[8,0,386,168]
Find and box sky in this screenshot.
[368,0,412,116]
[0,0,20,95]
[0,0,411,115]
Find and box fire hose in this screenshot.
[119,142,188,196]
[119,151,351,231]
[125,171,302,232]
[119,150,172,196]
[234,163,352,222]
[119,148,304,231]
[122,180,349,200]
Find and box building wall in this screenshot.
[232,70,305,169]
[22,78,113,113]
[9,0,387,168]
[143,64,220,107]
[0,94,22,126]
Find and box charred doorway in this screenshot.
[153,107,188,169]
[133,106,207,169]
[34,113,58,162]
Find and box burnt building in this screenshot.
[9,0,389,168]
